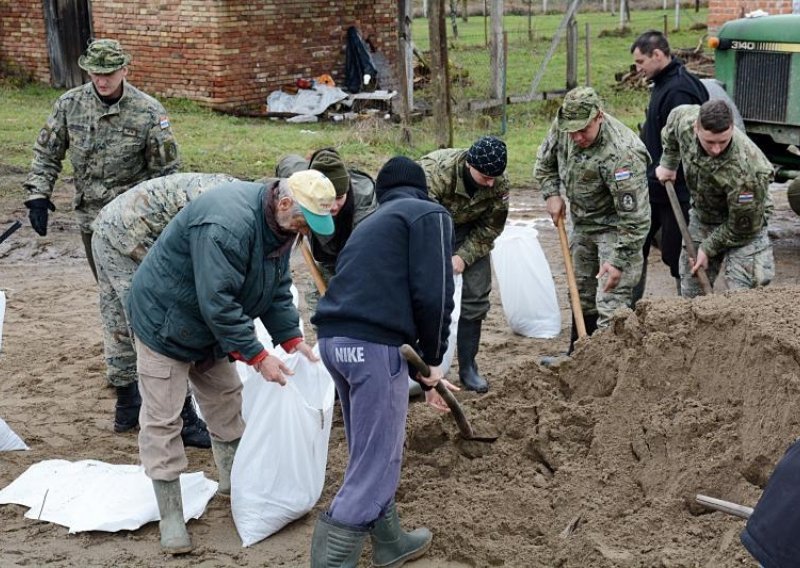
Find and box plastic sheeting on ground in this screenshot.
[0,460,217,533]
[0,290,5,352]
[267,85,349,119]
[0,417,28,451]
[440,274,462,377]
[492,223,561,338]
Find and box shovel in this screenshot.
[556,215,587,339]
[400,344,498,443]
[0,220,22,246]
[664,181,713,295]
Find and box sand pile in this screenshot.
[379,287,800,567]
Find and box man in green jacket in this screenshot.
[419,136,509,393]
[127,170,335,555]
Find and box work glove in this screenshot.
[25,198,56,236]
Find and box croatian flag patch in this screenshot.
[159,116,170,129]
[738,192,754,204]
[614,168,631,181]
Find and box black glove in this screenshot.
[25,198,56,236]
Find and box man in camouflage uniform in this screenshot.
[419,136,509,393]
[656,99,774,297]
[23,38,180,279]
[534,87,650,352]
[91,173,237,445]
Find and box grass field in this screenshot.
[0,8,710,186]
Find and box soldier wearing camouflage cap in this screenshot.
[419,136,509,393]
[23,38,180,279]
[534,86,650,356]
[91,173,241,446]
[656,99,774,297]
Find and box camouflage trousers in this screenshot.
[680,213,774,298]
[91,232,138,387]
[571,228,643,328]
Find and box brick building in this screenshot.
[708,0,798,29]
[0,0,397,113]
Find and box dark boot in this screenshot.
[675,277,682,296]
[370,501,432,568]
[180,395,211,449]
[457,319,488,393]
[210,438,240,497]
[310,512,367,568]
[114,382,141,433]
[152,479,193,555]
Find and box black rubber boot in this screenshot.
[310,512,367,568]
[370,500,432,568]
[180,395,211,449]
[457,319,488,393]
[114,382,141,433]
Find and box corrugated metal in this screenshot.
[734,51,791,123]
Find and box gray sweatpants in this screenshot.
[319,337,409,528]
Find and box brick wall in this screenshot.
[92,0,397,112]
[708,0,795,29]
[0,2,50,83]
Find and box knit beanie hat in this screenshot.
[309,148,350,197]
[375,156,428,201]
[466,136,507,178]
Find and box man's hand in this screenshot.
[25,198,56,236]
[690,248,709,275]
[596,262,622,292]
[416,363,444,388]
[655,166,677,184]
[545,195,566,225]
[255,356,294,386]
[424,378,460,412]
[292,340,320,362]
[451,255,466,275]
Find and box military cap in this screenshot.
[78,39,132,74]
[557,86,603,133]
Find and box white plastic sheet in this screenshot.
[266,85,349,118]
[440,274,462,377]
[0,290,5,352]
[491,224,561,338]
[0,417,28,451]
[232,347,335,547]
[0,460,216,533]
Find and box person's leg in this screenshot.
[457,254,492,393]
[596,232,643,327]
[680,212,720,298]
[92,233,140,431]
[571,228,600,322]
[631,203,659,304]
[657,200,690,294]
[724,226,774,291]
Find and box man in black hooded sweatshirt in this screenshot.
[309,156,456,568]
[630,30,708,301]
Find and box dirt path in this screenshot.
[1,166,799,566]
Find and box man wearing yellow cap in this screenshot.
[22,38,179,279]
[126,170,336,555]
[534,87,650,355]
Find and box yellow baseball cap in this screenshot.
[287,170,336,236]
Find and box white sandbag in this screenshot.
[0,460,216,533]
[440,274,462,377]
[232,346,335,547]
[0,417,28,451]
[0,290,5,352]
[491,224,561,338]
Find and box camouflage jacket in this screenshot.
[92,173,239,261]
[419,148,509,266]
[534,114,651,271]
[660,105,773,258]
[23,81,180,231]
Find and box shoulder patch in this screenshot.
[734,214,753,232]
[614,168,631,182]
[500,191,510,202]
[159,115,171,130]
[737,191,754,204]
[618,191,637,212]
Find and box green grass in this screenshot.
[0,8,710,186]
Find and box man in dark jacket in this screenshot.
[309,157,456,568]
[630,31,708,301]
[127,170,336,555]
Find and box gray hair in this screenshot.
[276,179,304,218]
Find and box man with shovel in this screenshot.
[656,99,774,297]
[534,87,650,356]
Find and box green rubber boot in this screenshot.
[210,438,240,497]
[370,501,432,568]
[152,479,193,555]
[310,513,367,568]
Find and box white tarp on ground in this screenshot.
[0,460,217,533]
[1,290,5,352]
[267,85,349,120]
[492,223,561,338]
[0,418,28,451]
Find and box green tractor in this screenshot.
[711,14,800,184]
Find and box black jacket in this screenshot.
[741,438,800,567]
[642,58,708,204]
[312,187,454,367]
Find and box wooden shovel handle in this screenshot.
[299,235,327,296]
[664,181,713,295]
[556,216,587,339]
[399,344,476,439]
